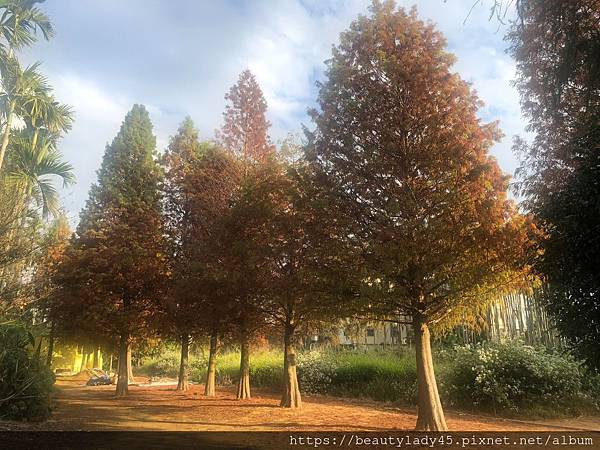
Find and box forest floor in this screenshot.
[2,378,599,433]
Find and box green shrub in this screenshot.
[442,342,596,416]
[249,351,283,388]
[297,351,335,394]
[138,349,181,378]
[142,342,600,418]
[189,350,282,387]
[0,325,55,421]
[312,351,418,403]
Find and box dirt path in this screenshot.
[4,380,598,432]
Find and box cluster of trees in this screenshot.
[507,0,600,371]
[47,2,535,431]
[0,0,73,350]
[7,0,598,433]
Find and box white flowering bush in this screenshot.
[297,350,335,394]
[442,342,592,415]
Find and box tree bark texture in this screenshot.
[116,334,129,397]
[127,345,136,383]
[236,335,251,400]
[46,325,54,367]
[280,323,302,408]
[204,331,218,396]
[414,317,447,431]
[177,334,190,391]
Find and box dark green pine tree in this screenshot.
[54,105,168,396]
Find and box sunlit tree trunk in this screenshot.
[204,330,218,396]
[414,316,447,431]
[85,349,95,369]
[236,332,251,400]
[280,321,301,408]
[126,345,136,383]
[92,347,99,368]
[79,346,88,373]
[177,334,190,391]
[116,334,129,397]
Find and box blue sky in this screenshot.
[23,0,523,222]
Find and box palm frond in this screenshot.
[4,130,74,218]
[0,0,54,50]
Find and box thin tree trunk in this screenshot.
[86,350,94,369]
[236,334,251,400]
[46,324,54,367]
[0,100,15,171]
[127,345,136,383]
[109,354,113,372]
[34,336,43,359]
[116,334,129,397]
[414,316,447,431]
[280,322,302,408]
[80,346,88,373]
[92,347,99,368]
[177,334,190,391]
[205,331,218,396]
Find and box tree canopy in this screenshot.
[54,105,168,396]
[308,0,532,430]
[509,0,600,369]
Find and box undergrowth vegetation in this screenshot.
[0,326,55,421]
[138,341,600,418]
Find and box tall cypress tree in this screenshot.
[308,2,532,430]
[218,70,274,400]
[162,117,240,393]
[55,105,168,396]
[161,117,201,392]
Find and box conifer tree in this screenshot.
[55,105,168,396]
[308,2,532,430]
[219,69,274,164]
[162,117,201,392]
[218,70,274,399]
[509,0,600,369]
[162,117,239,392]
[264,158,354,409]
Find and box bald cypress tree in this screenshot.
[219,70,274,164]
[162,117,240,393]
[55,105,168,396]
[309,2,532,430]
[162,117,201,392]
[218,70,274,400]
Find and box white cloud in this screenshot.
[54,74,129,121]
[29,0,527,218]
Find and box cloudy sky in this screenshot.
[23,0,522,222]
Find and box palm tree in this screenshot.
[4,128,74,218]
[0,0,54,57]
[0,59,49,170]
[0,0,55,171]
[23,92,73,151]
